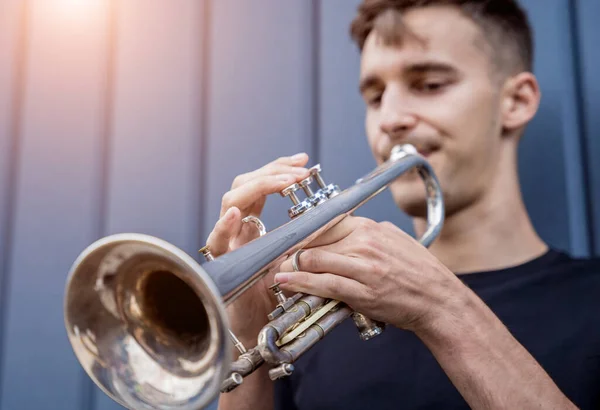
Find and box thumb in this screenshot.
[206,207,240,256]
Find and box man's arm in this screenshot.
[417,292,578,410]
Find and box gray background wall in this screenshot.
[0,0,598,409]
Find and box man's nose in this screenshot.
[379,92,417,137]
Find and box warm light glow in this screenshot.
[34,0,106,21]
[58,0,104,10]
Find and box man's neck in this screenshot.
[414,159,548,274]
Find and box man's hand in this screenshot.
[214,153,311,410]
[276,216,467,333]
[207,153,310,257]
[205,153,310,344]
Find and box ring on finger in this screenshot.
[292,250,305,272]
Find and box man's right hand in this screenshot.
[205,152,310,346]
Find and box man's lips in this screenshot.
[416,148,432,158]
[382,145,439,161]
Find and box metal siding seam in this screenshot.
[564,0,594,256]
[312,0,321,164]
[83,0,119,409]
[0,1,29,404]
[198,0,212,249]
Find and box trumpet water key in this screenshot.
[64,144,445,410]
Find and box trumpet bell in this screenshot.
[64,233,231,410]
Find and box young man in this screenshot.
[210,0,600,409]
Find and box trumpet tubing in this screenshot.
[63,144,444,410]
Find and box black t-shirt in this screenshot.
[273,249,600,409]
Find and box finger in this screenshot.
[232,154,310,188]
[233,164,310,189]
[270,152,309,167]
[228,207,245,242]
[234,216,263,247]
[206,207,240,256]
[220,174,299,217]
[274,270,367,305]
[304,216,374,248]
[280,249,372,282]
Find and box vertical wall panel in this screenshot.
[0,0,24,396]
[97,1,206,408]
[104,0,205,256]
[0,2,22,247]
[203,0,316,242]
[0,1,111,409]
[519,0,590,256]
[575,0,600,256]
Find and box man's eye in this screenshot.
[368,94,382,107]
[424,82,443,91]
[414,80,449,93]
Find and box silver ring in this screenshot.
[292,250,304,272]
[241,215,267,237]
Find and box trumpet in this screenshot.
[63,144,444,410]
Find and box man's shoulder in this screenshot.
[470,249,600,302]
[539,250,600,307]
[551,250,600,276]
[530,250,600,294]
[468,249,600,285]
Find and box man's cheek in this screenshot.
[427,152,447,181]
[365,114,380,145]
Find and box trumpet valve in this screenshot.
[323,184,341,198]
[309,164,341,198]
[281,183,301,205]
[288,200,314,218]
[300,176,329,207]
[299,176,314,196]
[309,164,326,188]
[269,282,288,305]
[267,288,303,320]
[282,183,315,218]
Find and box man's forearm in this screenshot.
[416,291,578,410]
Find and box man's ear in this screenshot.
[500,72,541,134]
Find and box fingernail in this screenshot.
[277,174,295,182]
[291,152,306,160]
[274,272,291,284]
[224,207,235,220]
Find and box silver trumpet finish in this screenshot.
[64,144,445,410]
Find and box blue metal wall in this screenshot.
[0,1,597,409]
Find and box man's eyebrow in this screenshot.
[404,61,458,75]
[360,61,459,93]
